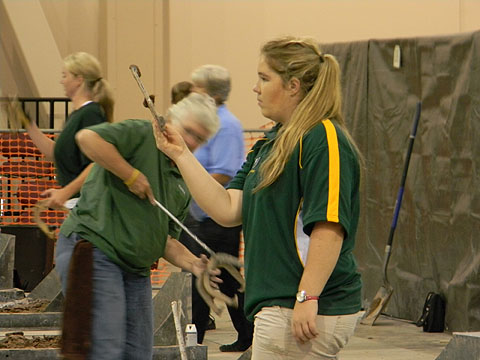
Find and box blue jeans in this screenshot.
[56,232,153,360]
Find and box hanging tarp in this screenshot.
[323,30,480,332]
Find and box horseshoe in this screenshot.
[3,96,31,132]
[196,252,245,315]
[129,64,166,131]
[33,199,67,240]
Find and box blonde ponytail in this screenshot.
[255,37,362,192]
[91,79,114,123]
[64,52,115,122]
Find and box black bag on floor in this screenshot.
[416,292,445,332]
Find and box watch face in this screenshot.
[296,291,306,303]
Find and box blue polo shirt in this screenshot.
[189,104,245,221]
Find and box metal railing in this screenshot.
[0,97,70,129]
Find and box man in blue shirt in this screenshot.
[180,64,253,352]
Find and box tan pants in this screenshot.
[251,306,359,359]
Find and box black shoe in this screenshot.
[219,340,251,352]
[206,315,216,331]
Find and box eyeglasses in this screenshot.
[182,126,209,144]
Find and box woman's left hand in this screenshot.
[291,301,320,344]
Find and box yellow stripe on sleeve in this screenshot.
[299,136,303,169]
[322,120,340,223]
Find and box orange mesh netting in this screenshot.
[0,132,67,231]
[150,259,173,287]
[242,121,274,154]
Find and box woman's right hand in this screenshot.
[152,122,187,161]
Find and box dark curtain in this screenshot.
[322,30,480,332]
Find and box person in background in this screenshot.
[143,80,192,110]
[155,36,363,359]
[55,92,220,359]
[176,64,253,352]
[22,52,114,209]
[171,81,194,104]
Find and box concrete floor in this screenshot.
[203,307,451,360]
[0,258,452,359]
[0,307,452,360]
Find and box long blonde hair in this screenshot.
[255,36,361,191]
[64,52,115,123]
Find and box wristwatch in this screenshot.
[296,290,319,303]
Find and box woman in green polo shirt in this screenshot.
[23,52,114,209]
[156,36,363,359]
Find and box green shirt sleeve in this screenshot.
[87,119,152,160]
[300,124,358,239]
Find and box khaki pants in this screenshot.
[252,306,359,359]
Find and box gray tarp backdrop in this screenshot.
[322,30,480,332]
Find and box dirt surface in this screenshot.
[0,298,50,313]
[0,298,59,349]
[0,332,60,349]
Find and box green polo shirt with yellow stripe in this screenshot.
[228,120,362,321]
[60,119,191,277]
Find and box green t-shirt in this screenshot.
[54,102,106,187]
[60,119,191,276]
[228,121,362,320]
